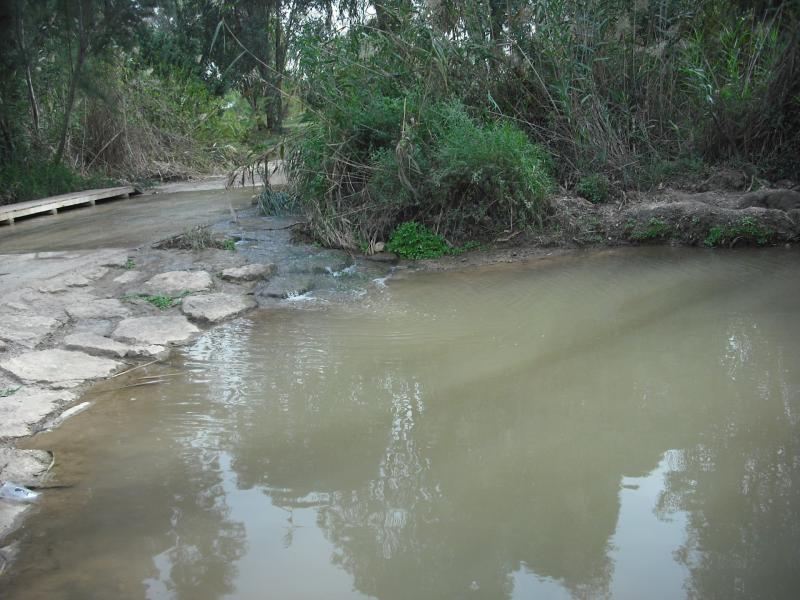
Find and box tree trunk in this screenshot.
[25,64,39,135]
[267,0,284,133]
[14,5,40,136]
[54,2,87,165]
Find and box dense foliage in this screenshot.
[1,0,797,247]
[286,0,799,247]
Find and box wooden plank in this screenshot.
[0,186,136,225]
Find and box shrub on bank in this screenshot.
[289,98,553,249]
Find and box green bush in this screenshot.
[386,221,450,259]
[290,94,553,249]
[576,174,610,203]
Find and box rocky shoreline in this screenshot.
[0,198,393,571]
[0,246,280,557]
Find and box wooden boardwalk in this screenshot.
[0,186,136,225]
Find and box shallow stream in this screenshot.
[3,247,800,599]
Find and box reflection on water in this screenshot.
[3,247,800,599]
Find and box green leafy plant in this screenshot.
[0,387,21,398]
[630,218,670,241]
[222,239,236,251]
[704,217,774,247]
[123,291,190,310]
[576,174,610,204]
[386,222,450,260]
[124,258,136,270]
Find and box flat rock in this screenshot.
[181,293,256,323]
[38,266,109,292]
[94,249,130,268]
[113,316,200,345]
[221,263,276,282]
[0,448,52,487]
[0,387,76,438]
[257,275,315,299]
[0,312,63,349]
[71,319,114,336]
[65,298,130,320]
[63,333,130,358]
[143,270,213,295]
[113,270,141,284]
[0,350,120,386]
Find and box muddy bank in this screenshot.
[396,184,800,272]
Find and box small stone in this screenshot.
[0,387,76,438]
[143,271,213,295]
[126,345,170,359]
[373,241,386,252]
[221,263,276,282]
[0,350,120,386]
[113,316,200,345]
[63,333,130,358]
[181,293,256,323]
[37,282,68,293]
[0,340,6,352]
[65,298,130,320]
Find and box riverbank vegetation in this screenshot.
[2,1,798,247]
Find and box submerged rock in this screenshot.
[221,263,276,282]
[113,316,200,345]
[143,270,213,295]
[256,275,315,300]
[0,350,120,387]
[181,293,256,323]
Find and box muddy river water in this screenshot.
[3,247,800,599]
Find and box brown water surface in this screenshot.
[3,247,800,599]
